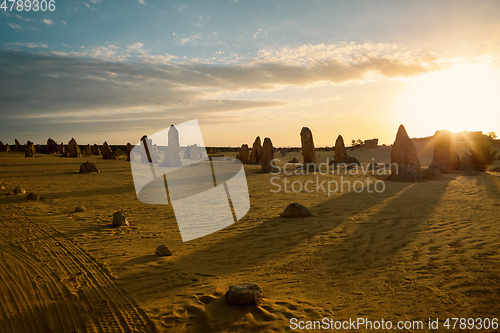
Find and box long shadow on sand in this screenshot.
[125,174,456,295]
[475,172,500,201]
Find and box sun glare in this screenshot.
[397,63,500,137]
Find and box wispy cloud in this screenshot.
[42,18,54,25]
[253,28,268,40]
[5,42,48,49]
[180,34,201,46]
[0,42,449,135]
[138,0,146,4]
[8,23,23,31]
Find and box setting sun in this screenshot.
[398,63,500,137]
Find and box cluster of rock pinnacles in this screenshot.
[3,123,490,181]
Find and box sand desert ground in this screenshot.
[0,139,500,332]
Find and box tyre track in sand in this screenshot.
[0,210,157,333]
[0,243,85,332]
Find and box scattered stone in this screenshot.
[387,125,422,181]
[26,140,35,152]
[289,157,299,163]
[47,138,58,154]
[92,144,101,156]
[13,187,26,194]
[114,148,123,159]
[0,143,10,152]
[25,145,35,157]
[155,245,172,256]
[300,127,316,165]
[126,143,133,161]
[238,144,250,164]
[334,135,349,164]
[159,125,183,167]
[75,205,86,212]
[140,136,154,163]
[79,162,100,174]
[58,143,65,155]
[260,137,277,173]
[101,141,116,159]
[83,144,92,155]
[280,203,313,218]
[183,144,203,161]
[26,193,40,201]
[112,211,129,226]
[225,284,262,306]
[15,139,23,152]
[67,138,82,158]
[250,136,262,164]
[429,130,461,173]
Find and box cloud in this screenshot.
[5,42,48,49]
[42,18,54,25]
[253,28,267,39]
[0,42,447,139]
[180,35,201,46]
[138,0,146,4]
[0,49,287,122]
[8,23,23,31]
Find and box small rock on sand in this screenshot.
[155,245,172,256]
[112,211,129,226]
[289,157,299,163]
[13,187,26,194]
[26,193,40,201]
[79,162,100,174]
[76,205,86,212]
[280,203,313,218]
[225,283,262,305]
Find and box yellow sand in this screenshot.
[0,144,499,332]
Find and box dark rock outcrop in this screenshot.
[79,162,100,174]
[225,284,262,306]
[155,245,172,256]
[112,211,129,226]
[159,125,182,167]
[387,125,421,181]
[280,203,313,218]
[250,137,262,164]
[238,144,250,164]
[429,130,461,173]
[260,138,277,173]
[301,127,316,165]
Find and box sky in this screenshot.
[1,0,500,146]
